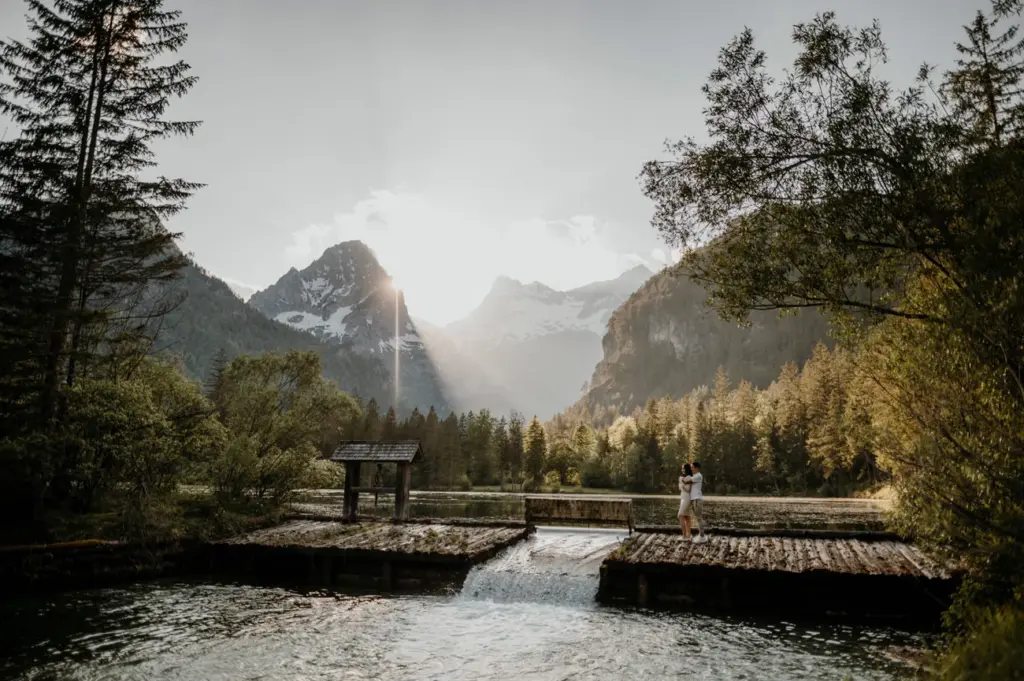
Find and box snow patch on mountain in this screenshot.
[447,265,653,346]
[248,240,448,411]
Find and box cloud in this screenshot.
[285,190,657,325]
[219,276,259,302]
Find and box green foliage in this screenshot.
[638,0,1024,665]
[524,417,547,483]
[0,0,200,426]
[544,470,561,493]
[0,359,224,543]
[933,604,1024,681]
[457,473,473,492]
[210,350,359,504]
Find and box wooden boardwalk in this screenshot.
[206,519,533,590]
[599,531,960,619]
[608,532,954,579]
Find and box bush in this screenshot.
[457,474,473,491]
[581,456,612,489]
[522,477,539,493]
[544,470,561,493]
[934,605,1024,681]
[565,468,581,487]
[303,458,346,490]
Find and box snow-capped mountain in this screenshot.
[248,241,448,411]
[437,265,654,418]
[448,265,653,345]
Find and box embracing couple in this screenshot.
[678,461,707,543]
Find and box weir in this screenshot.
[460,527,627,606]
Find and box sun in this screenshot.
[389,276,402,292]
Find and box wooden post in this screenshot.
[637,573,649,606]
[343,462,361,522]
[394,462,412,521]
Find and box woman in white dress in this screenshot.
[677,463,694,539]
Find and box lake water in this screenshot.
[1,528,925,680]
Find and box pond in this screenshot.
[1,529,925,681]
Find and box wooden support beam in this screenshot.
[394,462,412,521]
[343,462,361,522]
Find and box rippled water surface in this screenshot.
[1,530,923,681]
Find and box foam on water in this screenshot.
[459,527,627,606]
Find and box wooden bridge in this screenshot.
[598,528,960,620]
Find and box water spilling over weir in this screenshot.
[459,528,626,606]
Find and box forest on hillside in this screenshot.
[368,342,878,497]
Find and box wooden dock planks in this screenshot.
[608,532,955,579]
[599,530,961,618]
[215,520,531,562]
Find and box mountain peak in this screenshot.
[490,275,523,294]
[323,240,377,258]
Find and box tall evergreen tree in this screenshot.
[0,0,202,424]
[381,406,399,440]
[493,416,510,482]
[506,412,525,486]
[524,416,547,483]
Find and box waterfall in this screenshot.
[459,527,626,607]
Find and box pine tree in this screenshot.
[440,412,461,489]
[204,348,228,395]
[507,412,525,486]
[524,416,547,483]
[381,406,399,440]
[945,0,1024,146]
[0,0,202,423]
[361,398,382,440]
[493,416,510,482]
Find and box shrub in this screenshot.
[934,605,1024,681]
[457,474,473,491]
[544,470,561,493]
[565,468,581,487]
[303,458,346,490]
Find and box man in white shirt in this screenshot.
[689,461,707,544]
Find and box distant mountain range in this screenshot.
[432,266,655,418]
[159,238,829,420]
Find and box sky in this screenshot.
[0,0,978,325]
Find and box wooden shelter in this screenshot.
[331,440,423,522]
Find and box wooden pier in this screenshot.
[598,530,960,620]
[205,519,533,590]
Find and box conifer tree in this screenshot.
[945,0,1024,145]
[361,398,381,440]
[524,416,547,483]
[440,412,461,489]
[381,406,399,440]
[0,0,202,423]
[506,412,525,486]
[493,416,510,482]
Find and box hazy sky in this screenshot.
[1,0,977,324]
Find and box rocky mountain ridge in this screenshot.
[248,241,448,411]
